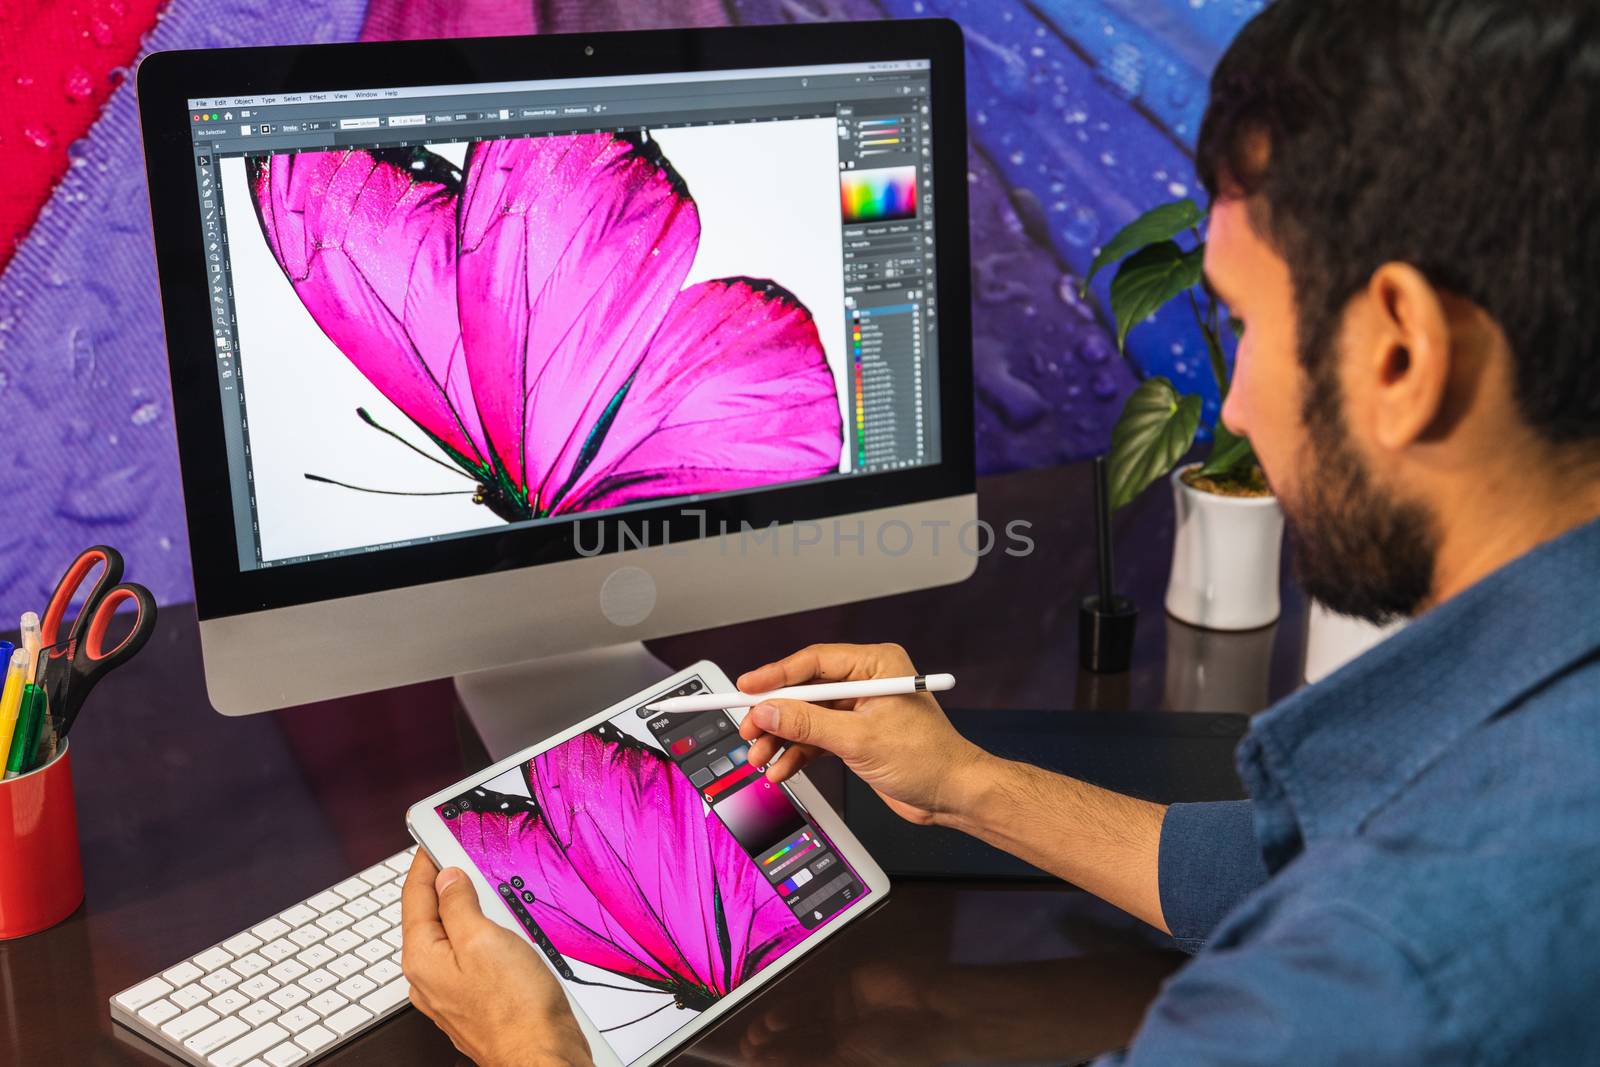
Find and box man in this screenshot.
[401,1,1600,1062]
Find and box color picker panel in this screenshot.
[839,166,918,223]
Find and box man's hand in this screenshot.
[402,850,593,1067]
[737,643,993,826]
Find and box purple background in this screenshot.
[0,0,1264,609]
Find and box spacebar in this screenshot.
[361,977,411,1015]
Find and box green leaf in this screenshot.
[1080,198,1203,295]
[1108,377,1203,510]
[1199,422,1255,478]
[1200,319,1231,398]
[1109,241,1206,352]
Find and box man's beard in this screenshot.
[1280,337,1439,624]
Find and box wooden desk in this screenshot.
[0,462,1304,1066]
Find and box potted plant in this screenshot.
[1082,198,1283,631]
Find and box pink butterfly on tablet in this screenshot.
[443,723,807,1020]
[247,135,842,521]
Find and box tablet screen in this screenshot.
[434,677,870,1063]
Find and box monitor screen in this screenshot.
[185,61,943,572]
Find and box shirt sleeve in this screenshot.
[1090,903,1461,1066]
[1158,800,1269,952]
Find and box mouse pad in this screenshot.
[841,709,1249,881]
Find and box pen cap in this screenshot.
[1079,594,1138,675]
[0,740,83,939]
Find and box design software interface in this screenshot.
[184,61,944,571]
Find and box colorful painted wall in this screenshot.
[0,0,1265,607]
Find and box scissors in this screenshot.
[39,546,158,740]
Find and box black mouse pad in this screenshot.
[841,709,1250,881]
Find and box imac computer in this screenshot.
[138,20,975,754]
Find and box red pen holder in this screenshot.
[0,739,84,939]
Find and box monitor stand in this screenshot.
[453,641,676,760]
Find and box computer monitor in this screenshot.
[138,20,975,751]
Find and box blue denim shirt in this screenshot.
[1100,516,1600,1065]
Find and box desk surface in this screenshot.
[0,462,1302,1066]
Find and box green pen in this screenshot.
[3,683,45,779]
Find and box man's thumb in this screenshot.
[750,699,857,755]
[435,867,485,936]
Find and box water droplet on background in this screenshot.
[64,66,94,102]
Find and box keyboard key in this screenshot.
[306,891,343,914]
[352,916,389,940]
[162,1005,219,1040]
[250,917,290,942]
[114,976,172,1012]
[358,862,395,887]
[287,926,325,949]
[239,974,278,999]
[315,911,353,934]
[240,999,281,1026]
[267,959,307,984]
[327,954,365,979]
[378,902,401,925]
[307,990,348,1017]
[202,968,242,993]
[278,904,317,927]
[384,852,414,874]
[360,976,411,1015]
[222,932,262,956]
[295,1024,336,1053]
[264,1042,306,1066]
[232,952,270,978]
[260,938,297,962]
[325,1003,374,1036]
[325,930,363,954]
[370,883,401,906]
[343,897,379,920]
[206,989,249,1016]
[137,999,180,1026]
[332,877,368,901]
[184,1015,248,1054]
[209,1022,288,1067]
[193,947,233,972]
[163,961,204,987]
[296,944,335,969]
[336,974,376,1001]
[366,960,401,985]
[278,1006,318,1034]
[355,942,390,965]
[298,968,336,993]
[268,985,309,1010]
[171,983,210,1009]
[382,928,403,949]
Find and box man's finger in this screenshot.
[763,744,813,784]
[434,867,490,944]
[402,850,449,950]
[739,643,915,695]
[749,698,861,757]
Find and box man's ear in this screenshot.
[1361,263,1455,452]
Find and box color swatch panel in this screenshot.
[839,166,918,223]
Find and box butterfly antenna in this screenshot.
[596,998,678,1033]
[355,407,475,479]
[303,473,474,497]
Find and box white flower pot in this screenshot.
[1304,601,1405,683]
[1165,466,1285,631]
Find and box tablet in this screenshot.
[406,660,890,1066]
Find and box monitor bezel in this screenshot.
[137,19,974,621]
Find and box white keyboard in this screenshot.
[111,848,417,1067]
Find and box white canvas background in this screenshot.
[221,118,845,565]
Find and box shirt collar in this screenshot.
[1239,514,1600,856]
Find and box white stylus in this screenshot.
[645,673,955,714]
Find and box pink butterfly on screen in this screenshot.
[443,722,808,1023]
[247,135,842,521]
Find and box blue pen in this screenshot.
[0,641,12,665]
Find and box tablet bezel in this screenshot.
[405,659,892,1067]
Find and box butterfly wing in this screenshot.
[551,277,844,514]
[456,134,699,510]
[249,148,489,471]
